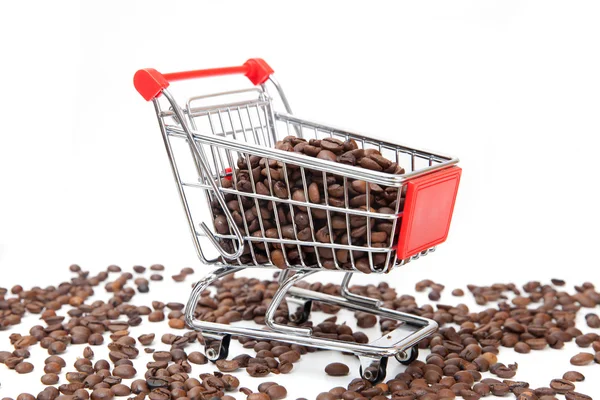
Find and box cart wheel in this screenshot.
[204,333,231,362]
[359,357,387,384]
[395,346,419,365]
[288,300,312,325]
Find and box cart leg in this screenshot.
[285,295,313,324]
[202,331,231,362]
[265,269,317,336]
[359,355,388,384]
[184,265,243,360]
[340,272,381,307]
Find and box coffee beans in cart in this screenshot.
[134,58,461,382]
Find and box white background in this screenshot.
[1,1,600,398]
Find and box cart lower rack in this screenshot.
[134,59,461,382]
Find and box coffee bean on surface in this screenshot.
[90,388,114,400]
[112,365,136,379]
[325,362,349,376]
[216,359,240,372]
[265,385,287,400]
[550,379,575,394]
[566,392,594,400]
[585,313,600,328]
[570,352,594,366]
[15,362,33,374]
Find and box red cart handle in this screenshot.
[134,58,274,101]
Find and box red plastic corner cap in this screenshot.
[134,68,170,101]
[243,58,274,85]
[396,166,462,259]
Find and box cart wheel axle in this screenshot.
[395,346,419,365]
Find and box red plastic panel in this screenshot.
[396,166,461,259]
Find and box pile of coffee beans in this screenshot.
[0,264,598,399]
[211,135,406,272]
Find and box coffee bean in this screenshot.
[41,373,59,385]
[168,318,185,329]
[308,182,320,203]
[48,341,66,355]
[359,157,383,171]
[266,385,287,400]
[90,388,114,400]
[585,313,600,328]
[216,359,240,372]
[515,342,531,354]
[14,361,33,374]
[565,392,593,400]
[186,351,207,365]
[356,312,377,328]
[110,384,130,396]
[113,365,136,379]
[246,363,270,377]
[550,378,575,394]
[137,333,154,346]
[247,394,270,400]
[325,362,349,376]
[561,371,585,382]
[570,352,594,366]
[148,311,164,322]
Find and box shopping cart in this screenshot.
[134,59,461,382]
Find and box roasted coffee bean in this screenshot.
[48,341,67,355]
[308,182,321,203]
[15,361,34,374]
[585,313,600,328]
[324,362,349,376]
[90,388,114,400]
[110,384,130,396]
[265,385,287,400]
[137,333,154,346]
[247,363,270,377]
[113,365,136,379]
[515,342,531,354]
[356,312,377,328]
[550,379,575,394]
[563,371,585,382]
[247,394,270,400]
[41,373,60,385]
[317,150,338,162]
[216,359,240,372]
[565,392,593,400]
[570,352,594,366]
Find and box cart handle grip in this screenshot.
[134,58,274,101]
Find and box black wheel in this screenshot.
[206,334,230,362]
[289,300,312,324]
[359,357,388,384]
[395,346,419,365]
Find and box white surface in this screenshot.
[1,0,599,398]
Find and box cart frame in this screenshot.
[134,59,461,382]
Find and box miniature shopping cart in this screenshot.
[134,59,461,382]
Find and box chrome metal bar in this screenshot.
[340,273,381,307]
[166,125,457,187]
[265,269,316,336]
[179,181,399,219]
[162,89,244,259]
[185,268,438,358]
[153,99,213,265]
[268,76,294,114]
[184,265,244,329]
